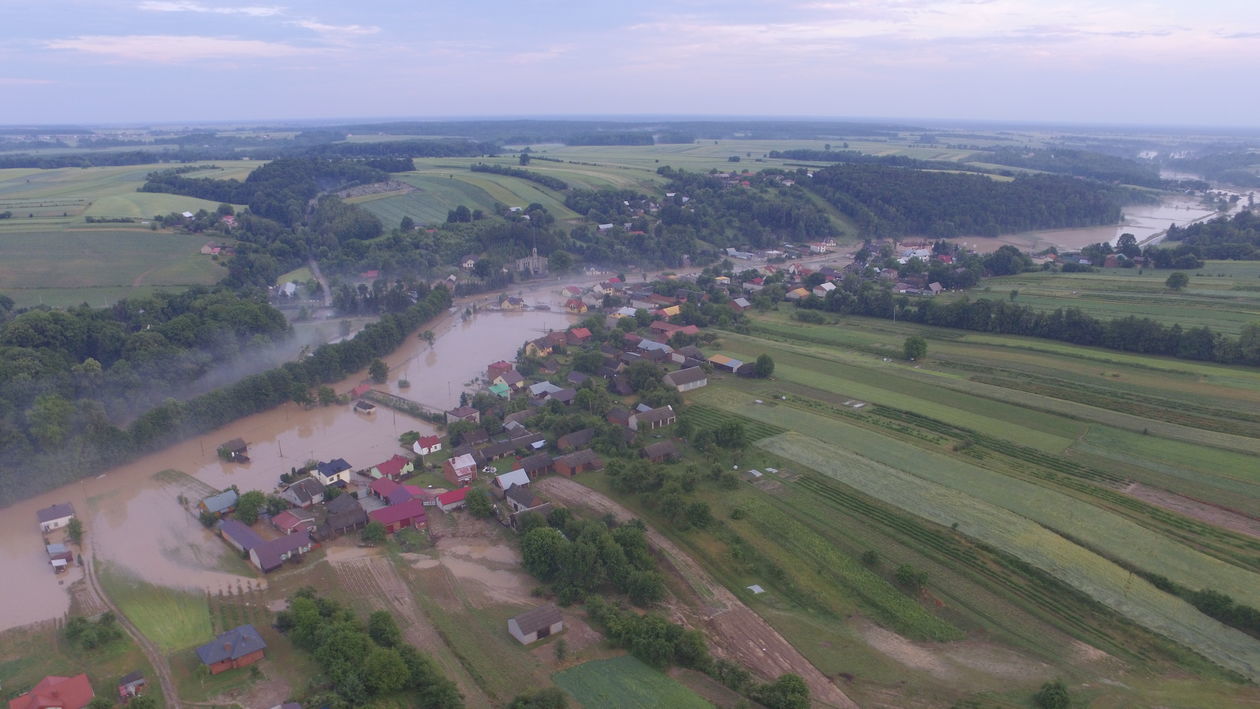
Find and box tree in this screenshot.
[1166,271,1190,290]
[362,521,386,545]
[67,517,83,545]
[466,488,493,518]
[235,490,266,525]
[368,610,402,648]
[369,358,388,383]
[522,527,568,581]
[1034,679,1071,709]
[895,564,928,591]
[754,353,775,378]
[127,697,158,709]
[509,687,568,709]
[399,216,415,231]
[751,674,810,709]
[363,646,409,695]
[903,335,927,361]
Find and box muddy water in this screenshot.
[0,300,573,631]
[948,198,1220,254]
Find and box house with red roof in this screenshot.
[487,360,514,381]
[437,487,470,513]
[7,674,94,709]
[351,383,372,398]
[369,498,427,533]
[413,435,442,456]
[564,298,588,314]
[271,509,316,535]
[567,327,592,345]
[371,454,413,481]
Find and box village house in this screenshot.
[493,468,531,495]
[198,490,238,517]
[443,453,479,486]
[217,519,264,554]
[7,674,95,709]
[196,625,266,675]
[117,671,146,702]
[314,494,368,540]
[495,369,526,391]
[413,435,442,456]
[554,449,604,477]
[607,406,632,427]
[437,487,470,513]
[446,406,481,425]
[271,509,316,536]
[313,458,352,487]
[663,367,708,392]
[507,604,564,645]
[369,498,427,534]
[557,428,595,451]
[505,484,547,515]
[525,337,554,358]
[487,360,514,381]
[279,477,325,509]
[518,452,555,479]
[250,532,313,573]
[564,298,588,314]
[35,503,75,532]
[629,405,677,431]
[353,400,377,416]
[729,297,751,312]
[218,438,249,462]
[566,327,592,345]
[371,454,414,481]
[642,440,681,464]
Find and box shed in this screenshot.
[217,519,264,553]
[663,367,708,392]
[505,484,546,514]
[117,671,146,700]
[200,490,239,516]
[507,604,564,644]
[36,502,76,532]
[437,487,470,513]
[219,438,249,462]
[630,405,677,431]
[557,427,595,451]
[196,624,266,675]
[369,498,427,533]
[554,449,604,477]
[642,440,681,463]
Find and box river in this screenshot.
[0,297,576,632]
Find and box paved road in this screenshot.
[82,545,183,708]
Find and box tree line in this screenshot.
[470,163,568,190]
[984,147,1165,187]
[1163,210,1260,260]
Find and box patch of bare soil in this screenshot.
[67,578,108,617]
[535,477,858,709]
[207,673,289,709]
[331,553,491,707]
[855,618,1052,683]
[1124,482,1260,539]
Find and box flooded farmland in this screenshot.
[0,301,575,631]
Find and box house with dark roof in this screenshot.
[250,532,313,573]
[117,671,146,702]
[369,498,427,534]
[35,503,75,532]
[518,452,555,479]
[505,484,546,515]
[7,673,94,709]
[607,407,632,427]
[642,440,681,463]
[217,519,264,554]
[507,604,564,644]
[629,405,677,431]
[557,427,596,451]
[554,449,604,477]
[313,458,352,487]
[446,406,481,424]
[196,624,267,674]
[279,477,325,509]
[314,494,367,541]
[199,490,238,517]
[663,367,708,392]
[567,326,592,344]
[219,437,249,462]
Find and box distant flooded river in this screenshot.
[0,292,575,631]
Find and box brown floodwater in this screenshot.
[0,296,574,631]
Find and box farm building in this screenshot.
[218,438,249,462]
[507,604,564,645]
[279,477,325,508]
[707,354,743,373]
[413,435,443,456]
[271,509,316,535]
[369,498,427,533]
[117,671,146,701]
[313,458,353,487]
[437,487,470,513]
[250,532,313,573]
[7,673,94,709]
[494,468,531,492]
[217,519,264,554]
[554,449,604,477]
[314,494,367,541]
[495,369,526,390]
[505,484,547,515]
[444,453,479,486]
[446,406,481,424]
[46,543,73,572]
[629,405,677,431]
[196,624,266,675]
[35,503,75,533]
[557,428,596,451]
[518,452,555,479]
[642,440,681,464]
[198,490,238,517]
[729,297,751,312]
[663,367,708,392]
[371,454,414,481]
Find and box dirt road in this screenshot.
[82,549,183,708]
[535,477,857,709]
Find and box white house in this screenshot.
[36,503,76,532]
[507,604,564,645]
[314,458,352,486]
[413,435,443,456]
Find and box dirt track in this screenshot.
[1124,482,1260,539]
[535,477,857,709]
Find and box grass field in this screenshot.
[553,656,712,709]
[948,262,1260,336]
[96,563,213,653]
[0,619,163,708]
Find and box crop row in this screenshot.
[681,404,786,441]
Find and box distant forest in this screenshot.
[1164,210,1260,260]
[983,147,1164,187]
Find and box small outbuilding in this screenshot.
[117,670,147,701]
[507,604,564,645]
[199,490,238,517]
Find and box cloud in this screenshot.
[290,20,380,36]
[507,46,571,64]
[0,77,54,86]
[46,35,312,62]
[137,1,283,17]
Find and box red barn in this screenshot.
[369,498,427,533]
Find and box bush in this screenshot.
[1034,679,1071,709]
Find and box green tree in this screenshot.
[509,687,568,709]
[363,646,409,695]
[399,216,415,231]
[1034,679,1071,709]
[1166,271,1190,290]
[903,335,927,361]
[67,517,83,545]
[754,353,775,378]
[549,250,573,272]
[895,564,928,591]
[318,385,338,406]
[522,527,568,581]
[368,610,402,648]
[751,674,811,709]
[369,358,388,383]
[362,521,386,545]
[127,696,158,709]
[466,488,493,518]
[235,490,266,525]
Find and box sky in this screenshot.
[2,0,1258,127]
